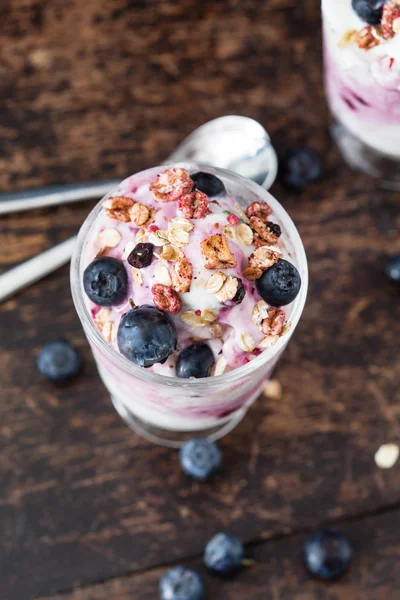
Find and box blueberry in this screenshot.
[352,0,386,25]
[159,567,204,600]
[176,342,215,379]
[180,439,221,480]
[386,253,400,283]
[37,340,82,382]
[83,257,128,306]
[256,259,301,307]
[280,147,322,191]
[204,533,244,576]
[303,529,353,580]
[127,242,154,269]
[191,171,226,197]
[117,305,177,367]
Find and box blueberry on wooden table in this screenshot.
[83,256,128,306]
[386,253,400,283]
[117,305,177,367]
[179,439,221,480]
[37,340,82,382]
[204,532,244,576]
[159,567,205,600]
[279,147,322,191]
[303,529,353,580]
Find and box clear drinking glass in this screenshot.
[70,164,308,447]
[322,0,400,189]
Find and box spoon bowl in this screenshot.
[167,116,278,190]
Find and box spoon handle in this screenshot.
[0,180,121,215]
[0,236,77,303]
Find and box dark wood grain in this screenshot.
[1,0,400,599]
[39,509,400,600]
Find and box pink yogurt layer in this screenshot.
[324,32,400,120]
[81,166,295,378]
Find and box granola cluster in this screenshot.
[149,167,194,202]
[340,0,400,50]
[245,201,282,247]
[178,190,210,219]
[251,301,291,349]
[240,202,283,282]
[104,196,156,225]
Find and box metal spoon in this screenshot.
[166,116,277,189]
[0,116,278,302]
[0,116,277,215]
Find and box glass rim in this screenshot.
[70,163,308,389]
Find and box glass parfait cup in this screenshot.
[71,164,308,447]
[322,0,400,189]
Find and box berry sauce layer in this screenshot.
[81,166,301,379]
[323,0,400,157]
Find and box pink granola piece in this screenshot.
[152,284,182,314]
[261,308,285,336]
[178,190,210,219]
[245,200,272,221]
[150,168,194,203]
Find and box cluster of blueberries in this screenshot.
[35,149,320,382]
[158,438,354,599]
[160,526,353,600]
[81,164,303,374]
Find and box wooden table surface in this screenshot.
[1,1,400,598]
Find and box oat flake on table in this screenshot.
[374,443,399,469]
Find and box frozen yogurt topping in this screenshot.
[323,0,400,57]
[81,167,301,378]
[345,1,400,51]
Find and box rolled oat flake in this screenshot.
[374,443,400,469]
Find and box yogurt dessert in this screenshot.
[323,0,400,182]
[71,164,307,446]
